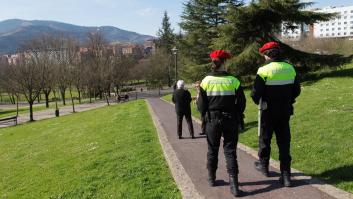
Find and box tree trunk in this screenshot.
[37,95,40,104]
[77,87,82,104]
[44,92,50,108]
[9,93,15,104]
[69,86,75,113]
[60,89,66,105]
[105,92,110,106]
[29,101,34,122]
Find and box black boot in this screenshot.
[229,175,244,197]
[208,170,216,187]
[279,172,292,187]
[254,161,269,177]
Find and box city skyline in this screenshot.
[0,0,352,36]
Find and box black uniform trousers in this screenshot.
[259,111,292,173]
[201,115,206,134]
[177,113,194,137]
[206,111,239,176]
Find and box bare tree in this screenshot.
[145,49,170,95]
[86,32,112,105]
[55,37,70,106]
[6,51,45,121]
[65,37,80,112]
[0,61,16,104]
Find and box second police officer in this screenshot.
[197,50,246,197]
[251,42,301,187]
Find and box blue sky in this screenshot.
[0,0,352,36]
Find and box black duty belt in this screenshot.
[209,110,234,119]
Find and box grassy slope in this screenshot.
[162,68,353,193]
[0,100,181,199]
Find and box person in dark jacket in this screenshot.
[251,41,301,187]
[172,80,195,139]
[197,50,246,197]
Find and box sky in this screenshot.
[0,0,352,36]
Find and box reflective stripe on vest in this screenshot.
[257,62,296,86]
[200,75,240,96]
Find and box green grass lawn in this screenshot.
[163,67,353,193]
[0,100,181,199]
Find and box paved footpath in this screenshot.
[0,87,174,128]
[0,101,108,128]
[147,98,351,199]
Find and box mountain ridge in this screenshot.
[0,19,154,54]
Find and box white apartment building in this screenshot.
[313,5,353,38]
[281,23,309,40]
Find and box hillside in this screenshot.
[0,19,154,53]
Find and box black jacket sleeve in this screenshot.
[172,92,176,104]
[292,75,301,101]
[236,86,246,114]
[197,87,208,115]
[186,90,192,103]
[251,75,266,105]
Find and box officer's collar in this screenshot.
[265,58,285,65]
[208,71,231,76]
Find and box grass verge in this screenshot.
[0,100,181,199]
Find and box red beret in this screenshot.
[259,42,280,53]
[209,50,231,60]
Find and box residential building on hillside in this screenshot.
[281,23,311,40]
[0,55,8,65]
[143,39,156,56]
[313,5,353,38]
[281,5,353,40]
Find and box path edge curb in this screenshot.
[146,99,204,199]
[161,97,353,199]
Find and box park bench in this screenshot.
[0,115,18,126]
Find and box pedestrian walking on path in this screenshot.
[251,41,301,187]
[172,80,195,139]
[197,50,246,197]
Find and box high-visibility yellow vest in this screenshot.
[257,62,296,85]
[200,75,240,96]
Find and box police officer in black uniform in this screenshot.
[251,42,301,187]
[197,50,246,197]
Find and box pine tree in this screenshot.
[157,11,175,52]
[214,0,337,75]
[178,0,242,81]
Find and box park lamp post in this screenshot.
[171,46,178,87]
